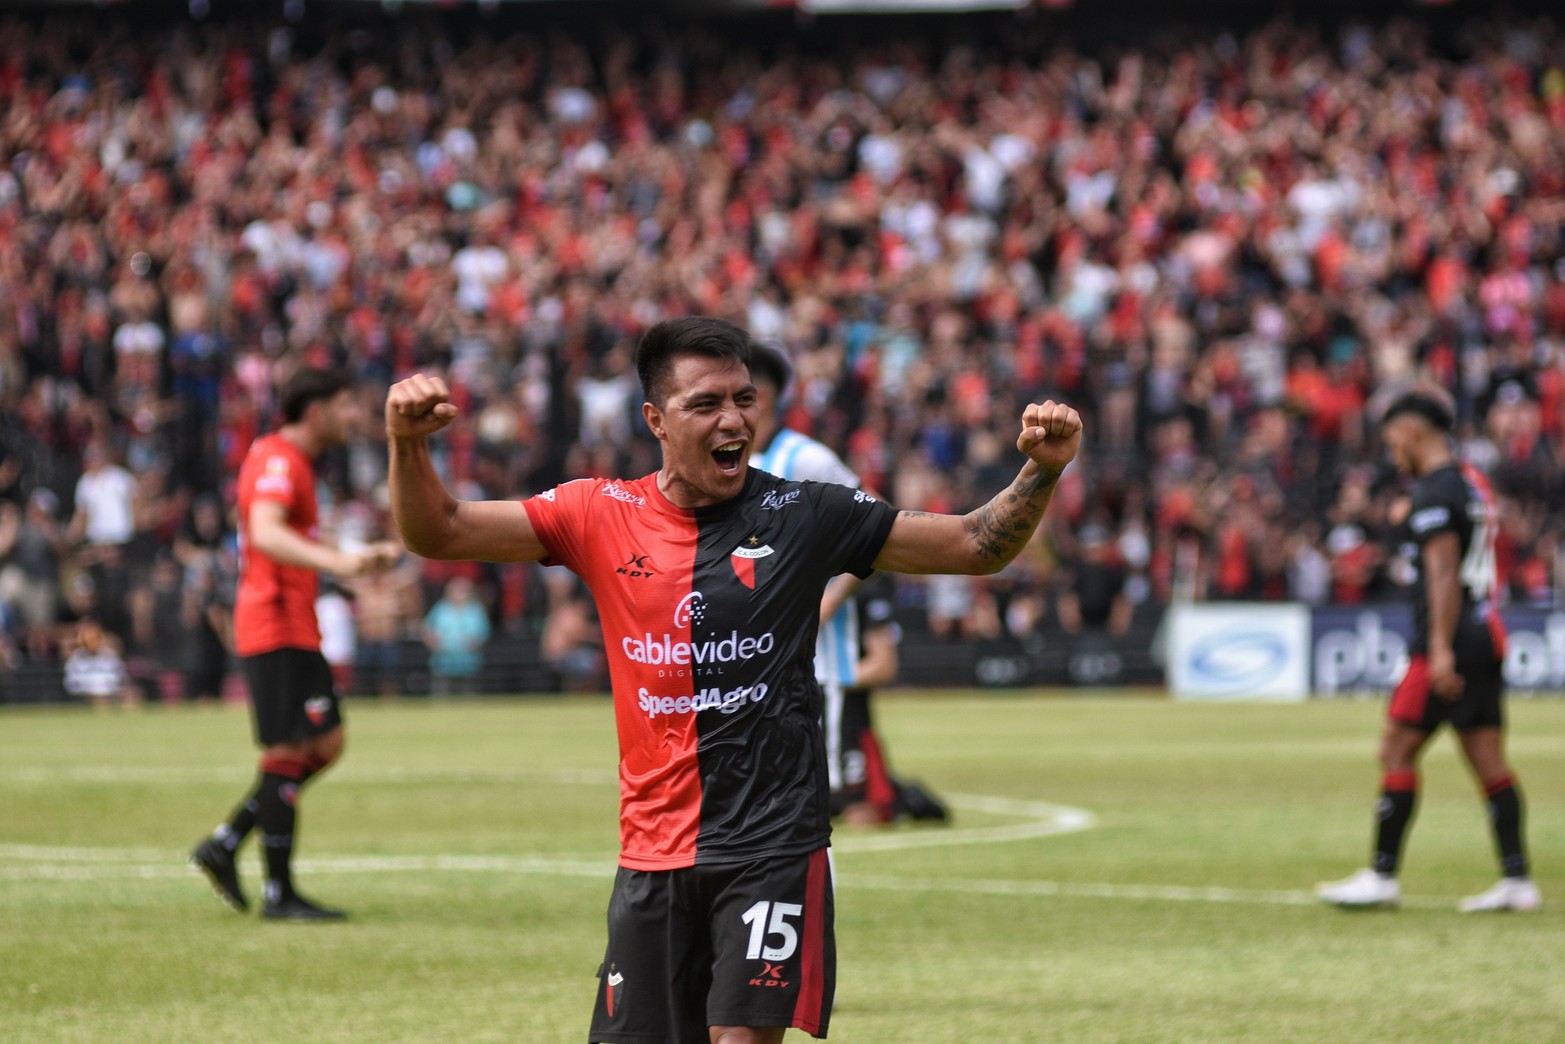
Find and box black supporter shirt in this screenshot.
[524,468,897,870]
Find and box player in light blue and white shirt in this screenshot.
[748,342,866,794]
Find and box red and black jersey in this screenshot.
[233,433,321,657]
[524,468,897,870]
[1401,462,1507,657]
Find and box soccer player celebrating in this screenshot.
[1317,390,1539,913]
[190,368,400,921]
[385,316,1081,1043]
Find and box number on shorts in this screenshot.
[740,900,803,961]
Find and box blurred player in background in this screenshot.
[830,571,948,825]
[190,368,401,922]
[1317,390,1539,913]
[748,347,939,826]
[385,316,1081,1044]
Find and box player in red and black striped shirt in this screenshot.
[387,317,1082,1043]
[1317,390,1539,913]
[190,368,400,922]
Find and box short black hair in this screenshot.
[635,317,752,407]
[747,340,793,396]
[1380,390,1454,433]
[279,367,352,424]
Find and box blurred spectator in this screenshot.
[61,620,140,710]
[422,576,491,696]
[125,550,187,703]
[351,557,423,698]
[1057,524,1133,642]
[316,580,358,694]
[539,571,607,694]
[0,489,66,660]
[173,494,236,703]
[70,442,136,553]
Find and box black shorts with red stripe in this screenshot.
[1389,626,1504,733]
[589,848,834,1043]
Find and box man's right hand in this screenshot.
[338,541,403,579]
[386,374,460,440]
[1428,645,1464,701]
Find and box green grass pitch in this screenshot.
[3,693,1563,1042]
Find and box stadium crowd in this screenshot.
[1,7,1562,698]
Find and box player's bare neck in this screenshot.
[279,423,322,459]
[1417,443,1455,477]
[657,468,727,510]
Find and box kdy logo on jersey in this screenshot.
[749,962,791,989]
[730,537,775,590]
[617,552,657,579]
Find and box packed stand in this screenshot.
[1,9,1563,697]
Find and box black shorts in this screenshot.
[589,848,835,1043]
[241,648,342,746]
[1389,630,1504,733]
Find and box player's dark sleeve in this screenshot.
[806,482,898,579]
[1405,474,1462,547]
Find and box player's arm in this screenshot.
[248,500,392,579]
[873,401,1081,576]
[820,572,864,626]
[855,625,899,689]
[1422,530,1464,698]
[386,373,548,564]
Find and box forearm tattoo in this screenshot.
[965,467,1061,565]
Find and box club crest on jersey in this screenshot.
[731,538,775,590]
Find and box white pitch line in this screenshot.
[0,766,619,785]
[0,851,1451,909]
[833,793,1094,853]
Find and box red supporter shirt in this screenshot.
[233,433,321,656]
[524,469,896,871]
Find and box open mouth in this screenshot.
[712,441,745,474]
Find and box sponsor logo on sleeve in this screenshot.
[600,482,647,507]
[255,455,293,495]
[1409,506,1450,534]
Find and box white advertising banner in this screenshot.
[1168,603,1312,701]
